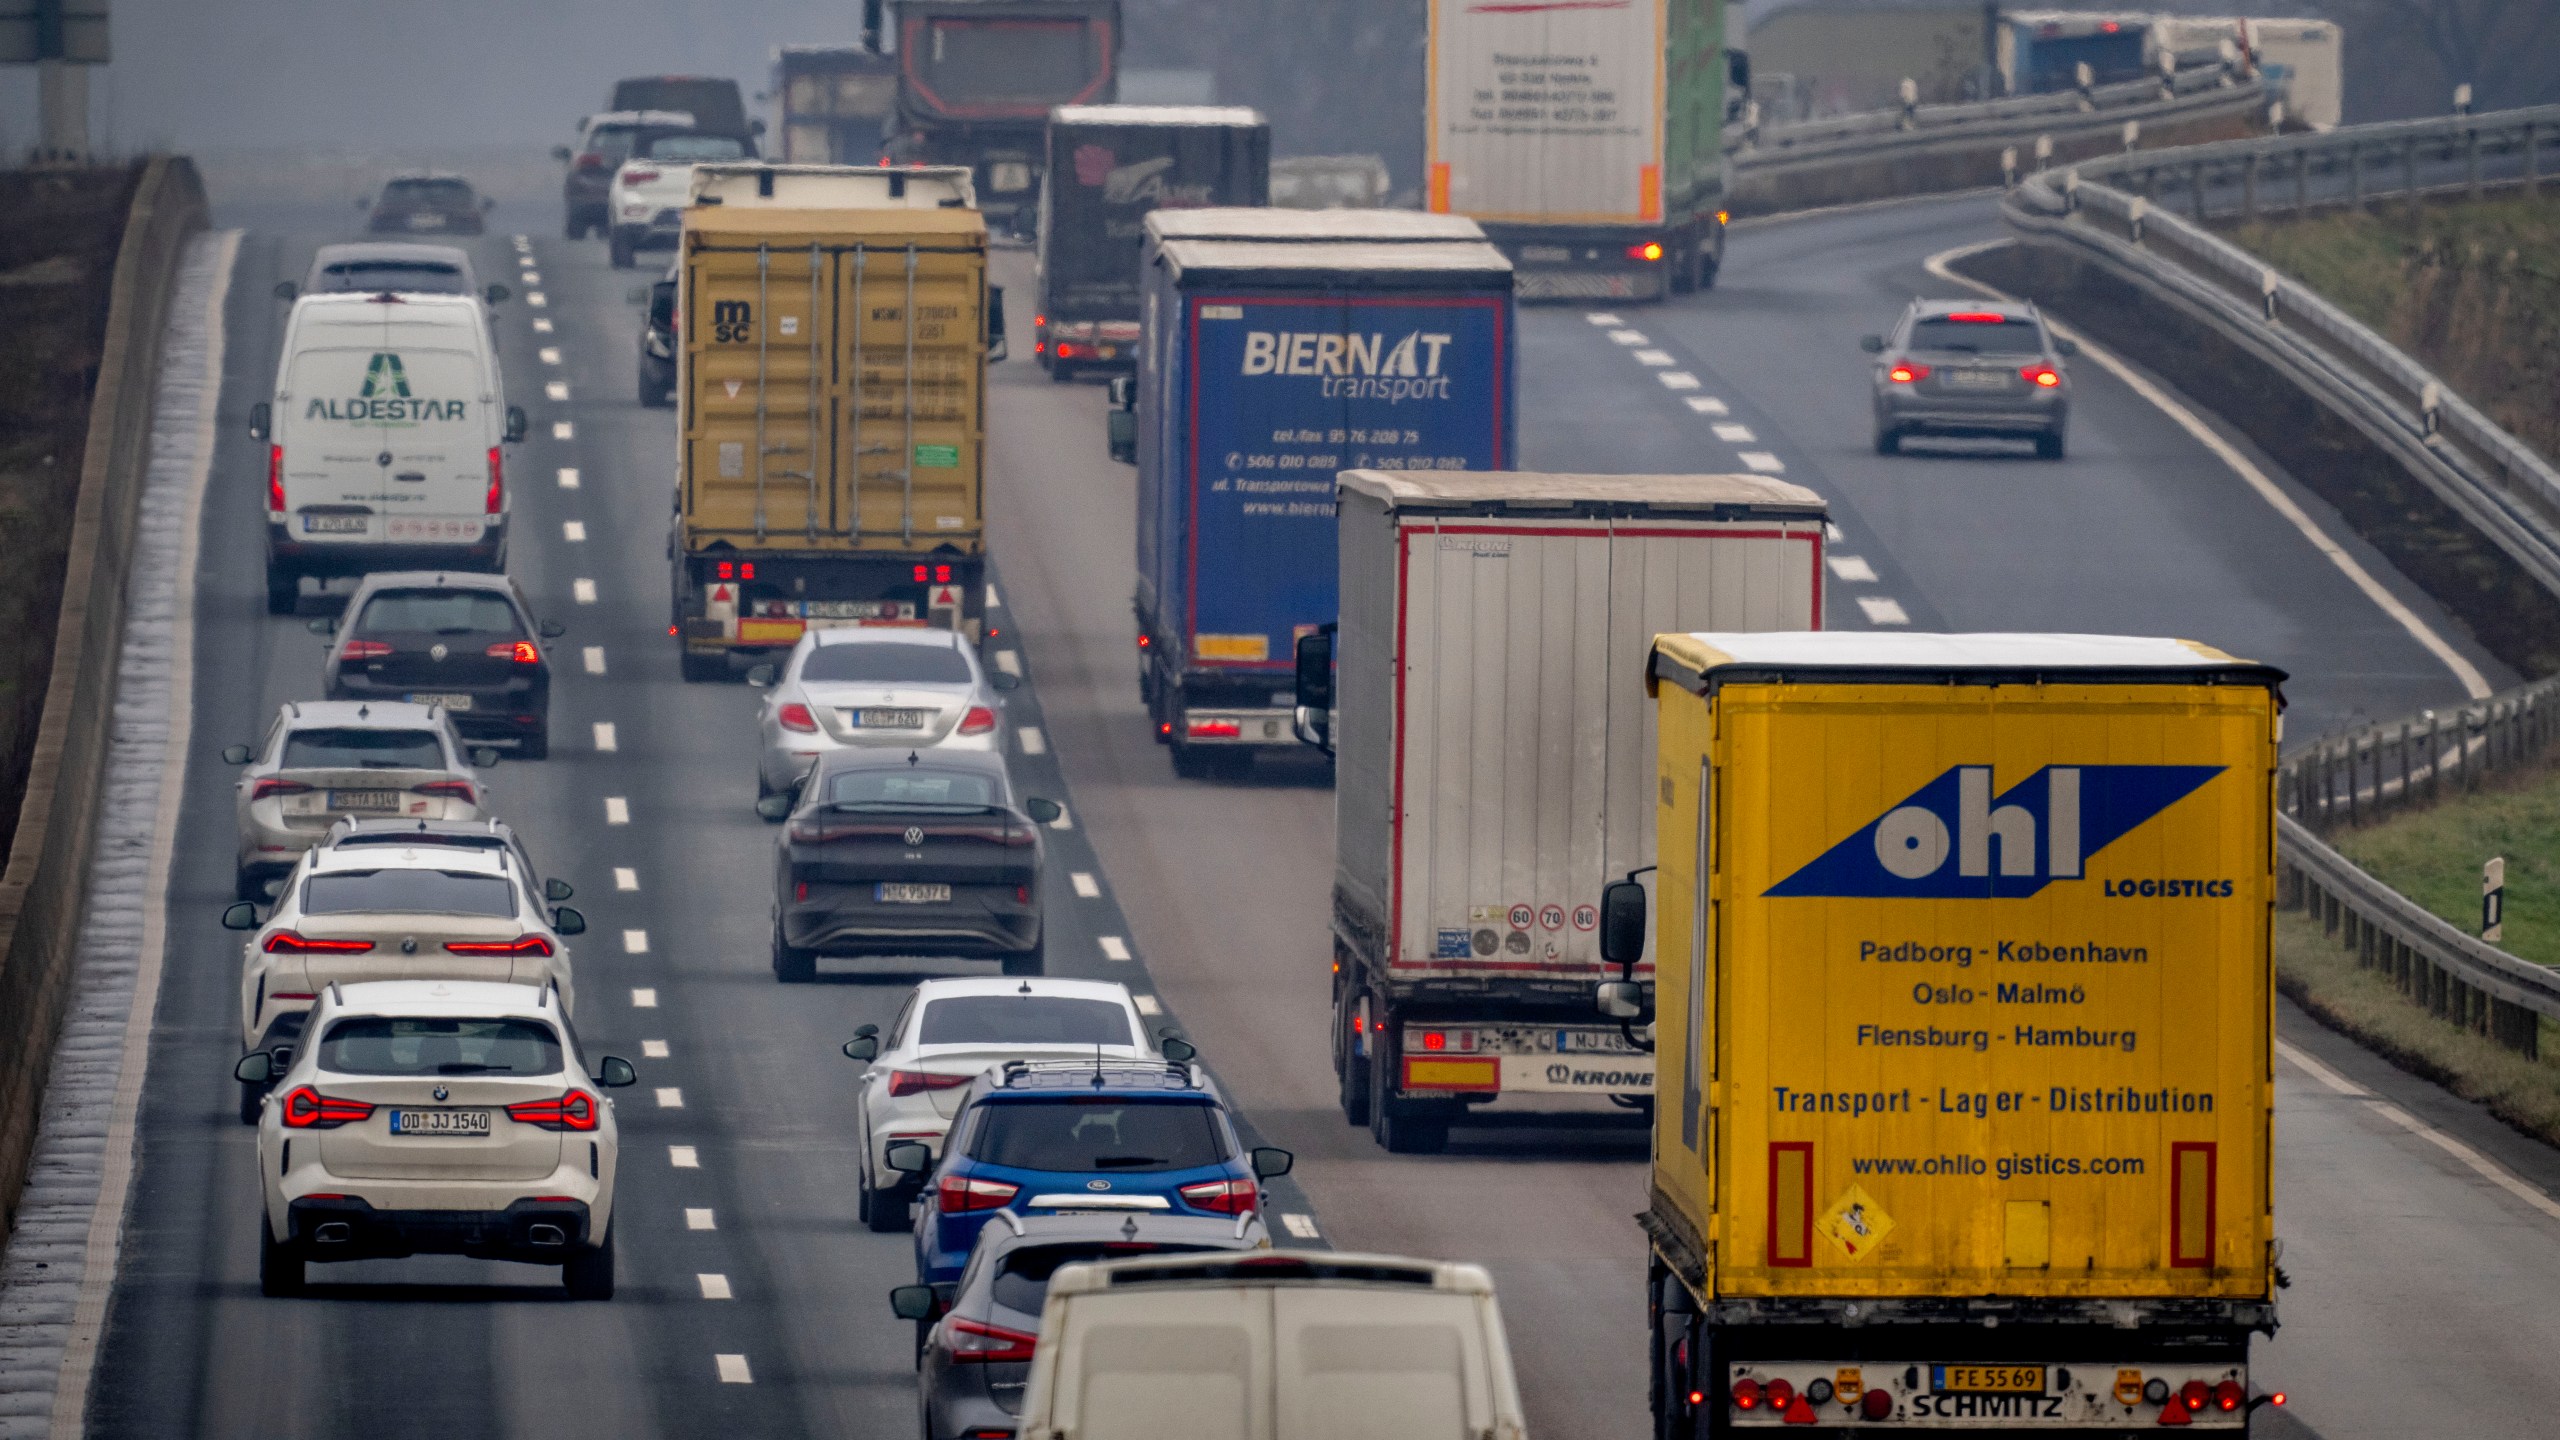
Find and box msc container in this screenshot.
[1134,238,1516,773]
[1327,471,1826,1154]
[672,194,991,680]
[1425,0,1729,300]
[1630,631,2282,1432]
[1036,105,1270,378]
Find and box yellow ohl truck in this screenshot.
[1600,633,2284,1435]
[673,173,991,680]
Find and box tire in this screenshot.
[1169,737,1213,780]
[860,1165,912,1234]
[773,924,817,983]
[1000,936,1045,977]
[265,567,297,616]
[1335,982,1373,1127]
[258,1217,304,1298]
[608,230,636,270]
[1873,426,1901,456]
[239,1079,266,1126]
[680,651,726,683]
[2036,429,2067,461]
[562,1228,615,1300]
[516,730,549,761]
[1049,363,1076,384]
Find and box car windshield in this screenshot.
[314,262,466,294]
[356,590,522,637]
[641,134,748,161]
[799,641,973,685]
[1908,316,2046,355]
[281,727,445,770]
[992,1242,1216,1314]
[823,767,1001,811]
[303,868,516,918]
[385,180,473,207]
[919,996,1133,1047]
[969,1098,1229,1173]
[319,1016,561,1076]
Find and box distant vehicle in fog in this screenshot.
[552,108,697,240]
[885,0,1123,230]
[611,74,755,138]
[773,45,898,163]
[362,174,493,237]
[1269,154,1391,210]
[282,243,508,308]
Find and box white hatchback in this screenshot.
[840,977,1170,1231]
[240,980,634,1299]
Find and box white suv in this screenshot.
[607,130,753,268]
[223,700,494,902]
[238,980,634,1298]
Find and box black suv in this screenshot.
[315,573,563,758]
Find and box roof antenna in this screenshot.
[1018,979,1033,995]
[1091,1042,1106,1089]
[357,704,369,719]
[907,750,920,767]
[1120,1213,1140,1242]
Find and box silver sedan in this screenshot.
[223,701,496,902]
[749,628,1015,806]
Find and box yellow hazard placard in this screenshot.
[1818,1184,1894,1260]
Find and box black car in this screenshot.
[760,747,1062,981]
[637,265,676,407]
[363,174,492,237]
[315,573,563,758]
[892,1211,1271,1440]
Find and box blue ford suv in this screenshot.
[888,1059,1292,1285]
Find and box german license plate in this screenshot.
[1945,368,2010,390]
[302,514,368,534]
[876,882,951,904]
[388,1108,490,1136]
[407,692,474,711]
[1934,1365,2046,1394]
[329,789,402,811]
[806,600,910,620]
[855,708,929,729]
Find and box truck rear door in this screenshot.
[687,243,830,540]
[837,242,983,546]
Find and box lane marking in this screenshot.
[521,271,541,285]
[1631,349,1675,367]
[1738,451,1785,473]
[1858,596,1912,625]
[1711,423,1756,443]
[1070,871,1100,898]
[1281,1213,1321,1240]
[631,986,657,1007]
[1047,804,1073,830]
[985,583,1002,609]
[563,520,586,542]
[993,649,1022,677]
[1134,994,1161,1016]
[2278,1041,2560,1224]
[1925,238,2493,699]
[642,1039,669,1058]
[1828,555,1879,582]
[583,645,606,675]
[573,578,598,604]
[1657,371,1701,390]
[686,1208,717,1230]
[669,1144,699,1168]
[615,867,640,891]
[545,380,570,402]
[1099,935,1131,962]
[698,1274,735,1300]
[593,721,618,751]
[1684,395,1729,415]
[1585,312,1622,325]
[1018,725,1047,755]
[1607,329,1647,345]
[715,1354,752,1384]
[552,421,573,440]
[655,1086,684,1108]
[622,928,649,954]
[539,347,561,365]
[527,291,547,307]
[1826,522,1845,542]
[533,317,554,334]
[557,466,579,489]
[605,796,630,824]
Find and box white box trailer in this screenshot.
[1325,470,1826,1152]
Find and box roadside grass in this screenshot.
[2325,753,2560,970]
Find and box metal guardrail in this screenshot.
[1737,61,2248,160]
[2280,672,2560,831]
[2005,107,2560,602]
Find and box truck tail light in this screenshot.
[267,445,285,512]
[958,705,996,735]
[1861,1388,1893,1420]
[1732,1378,1764,1411]
[506,1091,600,1131]
[778,703,818,733]
[1177,1178,1257,1215]
[1764,1378,1796,1411]
[887,1069,975,1098]
[278,1086,374,1129]
[1887,362,1930,384]
[936,1174,1018,1213]
[1187,718,1241,739]
[2212,1381,2244,1412]
[486,448,504,515]
[1626,241,1664,261]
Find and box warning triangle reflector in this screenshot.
[711,585,733,603]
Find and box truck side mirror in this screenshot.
[1107,375,1137,412]
[1292,626,1335,754]
[504,405,529,444]
[1600,879,1648,969]
[1596,980,1651,1022]
[247,402,271,441]
[986,284,1008,361]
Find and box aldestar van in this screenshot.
[253,292,526,613]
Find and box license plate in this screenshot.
[1934,1365,2046,1395]
[329,789,402,811]
[389,1108,490,1136]
[1945,369,2010,390]
[876,882,951,904]
[805,600,911,620]
[1560,1029,1643,1054]
[855,708,929,729]
[407,214,447,229]
[386,516,483,542]
[407,692,474,711]
[1520,245,1573,263]
[302,514,369,534]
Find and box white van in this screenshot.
[1017,1252,1527,1440]
[251,292,526,613]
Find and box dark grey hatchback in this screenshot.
[316,573,563,758]
[1865,299,2076,459]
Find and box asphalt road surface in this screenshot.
[75,190,2560,1440]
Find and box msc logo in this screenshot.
[361,352,411,399]
[1766,765,2223,899]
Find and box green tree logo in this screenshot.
[361,352,412,399]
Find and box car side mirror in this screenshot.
[989,672,1019,691]
[1293,626,1334,710]
[544,878,574,901]
[551,144,574,163]
[247,402,271,441]
[551,906,586,936]
[756,794,795,821]
[596,1055,637,1088]
[306,616,338,636]
[233,1052,274,1084]
[1251,1146,1294,1180]
[272,281,297,303]
[745,664,777,689]
[504,405,529,444]
[222,744,252,765]
[471,746,502,768]
[889,1284,939,1321]
[2056,338,2080,357]
[843,1035,880,1061]
[485,283,510,305]
[884,1140,933,1175]
[1859,334,1887,353]
[1600,879,1648,969]
[539,619,567,639]
[1596,979,1651,1022]
[1159,1034,1197,1064]
[221,902,260,931]
[1023,797,1063,825]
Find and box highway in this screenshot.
[69,188,2560,1440]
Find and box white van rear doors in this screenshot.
[282,316,494,540]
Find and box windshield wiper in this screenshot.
[1090,1155,1169,1169]
[829,801,990,814]
[433,1062,507,1075]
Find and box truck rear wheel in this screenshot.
[679,651,726,683]
[772,924,817,983]
[1335,984,1373,1127]
[1653,1272,1704,1440]
[265,567,298,616]
[1368,1024,1450,1153]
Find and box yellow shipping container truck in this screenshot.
[671,169,998,680]
[1595,633,2286,1434]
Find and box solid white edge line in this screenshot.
[1923,238,2492,701]
[50,229,240,1440]
[2276,1041,2560,1224]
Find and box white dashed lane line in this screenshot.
[557,466,579,489]
[622,928,649,954]
[1069,871,1099,898]
[992,649,1021,677]
[1657,372,1700,389]
[1711,423,1755,443]
[1133,995,1161,1016]
[563,520,586,541]
[655,1087,684,1109]
[686,1208,716,1230]
[539,347,561,365]
[642,1039,669,1058]
[1099,936,1131,962]
[552,421,574,440]
[985,583,1002,609]
[545,381,570,402]
[605,796,630,824]
[1738,451,1785,473]
[593,721,618,752]
[630,986,657,1007]
[1281,1213,1321,1240]
[615,867,639,891]
[1684,396,1728,415]
[1825,522,1844,542]
[1857,596,1913,625]
[521,272,541,285]
[527,292,547,307]
[583,646,606,675]
[1826,555,1879,583]
[1631,349,1675,367]
[698,1274,734,1300]
[715,1355,753,1385]
[573,578,598,604]
[1018,725,1047,755]
[1585,312,1621,326]
[668,1144,698,1168]
[1606,329,1646,345]
[533,318,554,334]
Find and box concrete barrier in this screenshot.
[0,157,207,1228]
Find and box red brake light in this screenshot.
[936,1175,1019,1213]
[486,448,504,515]
[1626,241,1664,261]
[263,932,374,954]
[267,445,285,512]
[279,1086,375,1129]
[1947,312,2008,323]
[958,705,997,736]
[479,640,541,663]
[505,1091,600,1131]
[946,1316,1038,1364]
[1887,362,1930,384]
[934,565,952,584]
[1057,342,1078,357]
[2022,365,2062,387]
[251,778,311,800]
[2212,1381,2244,1413]
[414,779,477,803]
[1764,1378,1796,1410]
[339,639,392,659]
[1177,1177,1257,1215]
[778,702,818,733]
[444,934,556,957]
[1187,718,1242,739]
[2180,1380,2210,1412]
[1733,1377,1764,1411]
[887,1069,975,1098]
[623,168,661,185]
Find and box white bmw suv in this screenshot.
[239,980,633,1298]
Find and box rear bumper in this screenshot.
[267,521,506,577]
[779,893,1039,958]
[280,1194,595,1263]
[325,676,547,744]
[1878,395,2068,437]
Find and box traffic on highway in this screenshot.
[8,4,2560,1440]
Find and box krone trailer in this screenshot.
[1600,632,2283,1433]
[1314,471,1826,1153]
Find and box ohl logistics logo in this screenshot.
[1765,765,2222,899]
